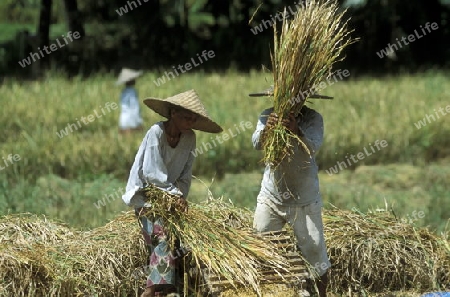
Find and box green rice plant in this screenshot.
[1,71,450,184]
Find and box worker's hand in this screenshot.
[175,197,188,213]
[280,112,304,137]
[265,112,279,129]
[265,112,304,136]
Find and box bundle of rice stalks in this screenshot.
[323,207,450,294]
[0,195,299,297]
[1,202,447,296]
[141,184,186,218]
[221,208,449,296]
[0,214,74,245]
[262,0,356,166]
[139,185,295,296]
[0,212,146,297]
[0,214,78,296]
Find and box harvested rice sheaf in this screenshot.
[0,213,146,297]
[323,207,450,294]
[139,185,294,296]
[262,0,357,166]
[0,202,448,296]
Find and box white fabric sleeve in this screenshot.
[142,131,183,196]
[176,148,195,198]
[252,109,272,150]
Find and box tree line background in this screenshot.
[1,0,449,79]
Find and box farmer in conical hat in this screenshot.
[250,87,332,297]
[122,89,222,297]
[116,68,144,134]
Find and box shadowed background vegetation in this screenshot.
[1,0,450,78]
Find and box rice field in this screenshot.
[1,70,449,296]
[1,70,450,227]
[1,70,449,181]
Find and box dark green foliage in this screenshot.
[1,0,450,78]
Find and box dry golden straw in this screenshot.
[139,185,293,296]
[262,0,357,166]
[0,199,448,296]
[323,207,450,294]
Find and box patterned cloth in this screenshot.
[138,213,176,287]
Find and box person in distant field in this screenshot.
[121,89,222,297]
[249,86,333,297]
[116,68,144,134]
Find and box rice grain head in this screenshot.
[262,0,358,166]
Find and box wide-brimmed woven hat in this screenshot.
[143,89,223,133]
[116,68,143,85]
[249,85,333,99]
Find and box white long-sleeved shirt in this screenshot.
[252,106,324,206]
[122,122,196,208]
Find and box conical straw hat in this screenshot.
[248,85,333,99]
[116,68,143,85]
[143,89,223,133]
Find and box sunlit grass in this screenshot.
[0,71,449,231]
[1,70,449,181]
[1,162,448,233]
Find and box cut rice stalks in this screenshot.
[262,0,357,166]
[139,185,293,296]
[0,202,448,296]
